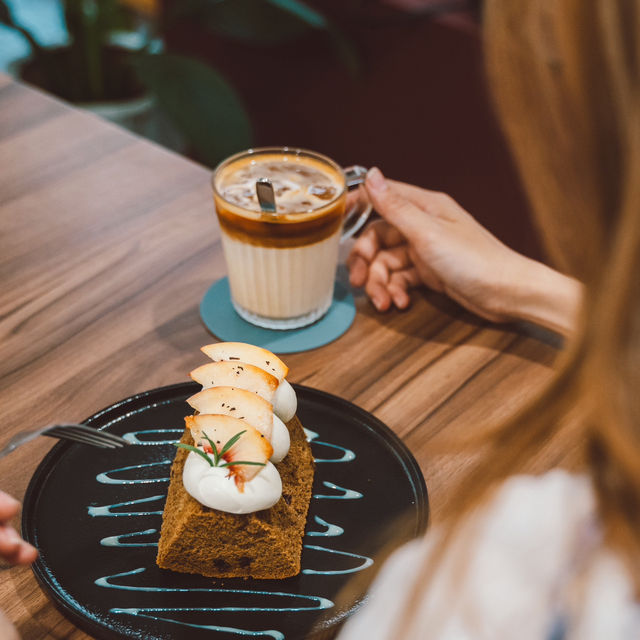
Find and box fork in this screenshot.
[0,424,129,459]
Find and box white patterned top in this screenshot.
[337,470,640,640]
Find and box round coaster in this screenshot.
[200,277,356,354]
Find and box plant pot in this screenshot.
[79,92,154,129]
[80,94,186,152]
[14,46,186,153]
[18,44,145,103]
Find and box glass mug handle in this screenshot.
[341,165,372,241]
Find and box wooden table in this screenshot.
[0,76,559,639]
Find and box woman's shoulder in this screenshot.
[478,469,597,556]
[337,471,635,640]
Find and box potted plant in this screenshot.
[0,0,356,167]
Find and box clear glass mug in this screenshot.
[211,147,372,330]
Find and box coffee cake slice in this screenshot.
[157,414,314,579]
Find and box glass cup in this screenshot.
[212,147,372,330]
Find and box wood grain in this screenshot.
[0,76,559,639]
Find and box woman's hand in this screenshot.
[348,168,582,336]
[0,490,37,566]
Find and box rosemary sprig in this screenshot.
[218,430,246,458]
[175,430,266,469]
[174,443,214,467]
[202,432,221,466]
[220,460,266,468]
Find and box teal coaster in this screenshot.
[200,277,356,354]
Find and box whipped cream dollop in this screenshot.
[274,379,297,423]
[270,415,291,463]
[183,452,282,514]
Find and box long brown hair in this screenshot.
[395,0,640,636]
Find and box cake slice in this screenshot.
[157,343,314,579]
[157,415,314,579]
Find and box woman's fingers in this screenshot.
[0,525,37,565]
[347,220,406,287]
[0,608,20,640]
[388,268,422,309]
[0,492,38,566]
[13,539,38,565]
[348,220,404,264]
[365,276,393,312]
[365,168,431,238]
[364,247,415,311]
[348,255,369,288]
[0,491,20,524]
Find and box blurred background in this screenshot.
[0,0,540,259]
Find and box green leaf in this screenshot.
[221,1,306,43]
[218,430,247,459]
[130,52,252,167]
[176,0,308,44]
[264,0,327,29]
[173,0,359,74]
[175,442,214,467]
[220,460,267,467]
[202,432,220,466]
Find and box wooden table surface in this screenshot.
[0,75,560,639]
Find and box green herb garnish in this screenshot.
[202,432,221,465]
[220,460,267,468]
[218,430,246,458]
[174,443,214,467]
[175,430,266,470]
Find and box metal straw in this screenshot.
[256,178,277,213]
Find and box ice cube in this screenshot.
[308,185,336,200]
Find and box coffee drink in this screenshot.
[213,149,350,329]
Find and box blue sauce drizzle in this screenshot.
[306,516,344,537]
[100,529,159,548]
[112,609,284,639]
[312,440,356,463]
[96,568,332,609]
[96,461,171,485]
[99,567,332,637]
[304,428,319,442]
[122,429,182,445]
[305,428,356,462]
[313,481,363,500]
[88,494,165,517]
[302,545,374,575]
[89,426,372,637]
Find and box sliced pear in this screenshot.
[186,386,274,441]
[201,342,289,381]
[185,414,272,487]
[190,361,278,403]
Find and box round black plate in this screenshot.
[23,383,429,640]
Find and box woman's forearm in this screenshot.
[501,256,583,337]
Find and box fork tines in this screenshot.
[46,424,128,449]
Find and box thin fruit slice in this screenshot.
[185,414,272,488]
[201,342,288,381]
[187,386,274,441]
[190,361,278,402]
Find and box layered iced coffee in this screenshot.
[212,148,347,329]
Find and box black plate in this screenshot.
[23,383,428,640]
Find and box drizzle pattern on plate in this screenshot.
[23,384,428,640]
[89,425,371,638]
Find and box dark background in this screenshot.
[165,0,541,260]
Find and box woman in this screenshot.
[338,1,640,637]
